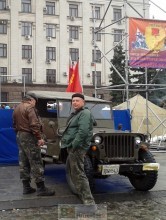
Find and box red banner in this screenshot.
[129,18,166,68]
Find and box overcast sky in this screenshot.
[149,0,166,20]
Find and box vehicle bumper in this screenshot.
[98,163,160,175]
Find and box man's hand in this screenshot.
[37,139,45,147]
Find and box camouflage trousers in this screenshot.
[67,147,95,205]
[16,131,45,183]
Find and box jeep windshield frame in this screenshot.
[57,100,112,120]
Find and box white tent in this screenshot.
[114,94,166,138]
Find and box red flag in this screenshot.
[66,60,83,93]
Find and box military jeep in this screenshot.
[27,90,159,192]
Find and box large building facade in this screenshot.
[0,0,149,103]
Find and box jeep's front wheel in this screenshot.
[128,150,158,191]
[66,155,94,194]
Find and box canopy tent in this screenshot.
[114,94,166,138]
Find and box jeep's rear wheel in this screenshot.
[128,150,158,191]
[66,155,94,194]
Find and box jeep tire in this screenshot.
[128,150,158,191]
[66,155,94,194]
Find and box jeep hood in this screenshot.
[93,127,121,134]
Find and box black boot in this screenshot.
[22,180,36,194]
[36,182,55,196]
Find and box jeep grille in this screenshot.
[103,134,135,161]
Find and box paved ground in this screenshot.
[1,197,166,220]
[0,152,165,219]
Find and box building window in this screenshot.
[21,0,31,13]
[46,69,56,84]
[1,92,8,102]
[46,47,56,60]
[92,50,101,63]
[0,67,7,83]
[46,1,55,15]
[69,4,78,17]
[113,8,122,21]
[94,6,100,19]
[0,43,7,57]
[22,45,32,59]
[0,0,6,10]
[69,48,79,61]
[114,29,123,42]
[69,26,79,39]
[93,27,101,41]
[21,22,32,36]
[92,71,101,87]
[46,24,56,38]
[0,20,7,34]
[22,68,32,83]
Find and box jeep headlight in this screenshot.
[94,136,102,144]
[135,136,141,144]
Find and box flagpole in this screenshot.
[77,57,83,93]
[92,4,97,98]
[79,59,84,93]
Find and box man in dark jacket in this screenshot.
[13,95,55,196]
[61,93,96,206]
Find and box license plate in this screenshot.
[102,165,120,175]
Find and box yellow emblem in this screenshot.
[145,24,166,52]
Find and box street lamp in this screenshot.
[23,75,26,96]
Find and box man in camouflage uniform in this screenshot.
[61,93,96,206]
[13,95,55,196]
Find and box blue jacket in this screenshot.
[61,107,93,150]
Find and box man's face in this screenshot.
[30,98,36,107]
[72,97,85,111]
